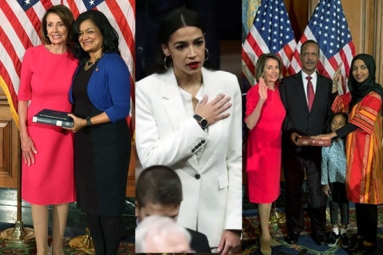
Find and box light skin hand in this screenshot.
[332,63,343,93]
[20,134,37,166]
[195,94,232,126]
[258,77,267,102]
[290,132,302,146]
[217,230,241,254]
[333,63,343,83]
[323,185,331,197]
[62,113,87,133]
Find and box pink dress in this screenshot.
[245,84,286,203]
[18,45,78,205]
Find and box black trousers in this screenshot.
[87,214,123,255]
[283,148,326,237]
[355,203,378,243]
[328,182,349,226]
[329,201,349,226]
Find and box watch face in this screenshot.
[201,119,208,128]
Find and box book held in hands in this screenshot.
[297,136,331,147]
[32,109,74,128]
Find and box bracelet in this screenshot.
[86,117,92,126]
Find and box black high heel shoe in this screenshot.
[348,234,363,253]
[351,242,377,255]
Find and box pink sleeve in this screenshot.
[17,48,33,101]
[245,84,259,122]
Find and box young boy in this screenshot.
[135,165,211,252]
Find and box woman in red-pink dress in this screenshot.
[245,54,286,255]
[18,5,77,255]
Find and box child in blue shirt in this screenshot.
[321,112,350,248]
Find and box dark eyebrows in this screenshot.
[79,27,95,33]
[173,36,204,46]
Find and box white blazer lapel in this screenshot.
[160,69,200,170]
[198,68,223,170]
[160,69,189,131]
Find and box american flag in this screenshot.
[0,0,135,126]
[0,0,136,196]
[242,0,297,86]
[289,0,355,94]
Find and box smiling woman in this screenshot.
[17,5,78,255]
[67,9,131,255]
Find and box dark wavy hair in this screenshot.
[71,10,120,64]
[40,5,75,46]
[136,165,182,208]
[152,8,214,74]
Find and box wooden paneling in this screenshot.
[0,93,19,188]
[374,0,383,85]
[284,0,309,40]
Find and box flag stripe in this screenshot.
[1,0,135,128]
[242,0,297,86]
[2,2,34,51]
[290,0,355,94]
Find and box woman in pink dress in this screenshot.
[245,54,286,255]
[18,5,78,255]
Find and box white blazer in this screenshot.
[135,67,242,248]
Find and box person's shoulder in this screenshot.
[204,68,237,81]
[137,73,162,85]
[364,90,382,102]
[25,44,44,55]
[101,53,129,71]
[136,73,163,92]
[203,68,240,94]
[247,83,259,95]
[281,72,301,83]
[101,53,124,64]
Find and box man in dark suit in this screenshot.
[135,165,211,252]
[279,40,335,246]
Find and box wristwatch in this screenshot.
[193,114,208,130]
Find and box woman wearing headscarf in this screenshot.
[317,54,383,255]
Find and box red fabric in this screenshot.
[19,45,77,205]
[306,76,314,111]
[245,84,286,203]
[345,92,383,204]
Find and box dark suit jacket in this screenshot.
[187,228,211,253]
[279,71,333,153]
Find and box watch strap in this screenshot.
[86,117,92,126]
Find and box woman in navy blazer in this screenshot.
[66,10,131,255]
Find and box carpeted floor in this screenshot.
[0,223,135,255]
[242,206,383,255]
[0,237,134,254]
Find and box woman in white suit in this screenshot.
[135,8,242,254]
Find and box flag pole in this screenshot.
[0,152,34,243]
